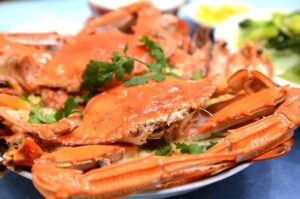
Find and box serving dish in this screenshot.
[0,2,299,199]
[0,13,255,199]
[87,0,185,15]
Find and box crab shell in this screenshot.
[35,31,152,92]
[52,77,217,145]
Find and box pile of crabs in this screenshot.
[0,2,299,199]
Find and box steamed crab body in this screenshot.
[35,31,151,92]
[0,76,216,169]
[54,76,217,145]
[1,31,151,92]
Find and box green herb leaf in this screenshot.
[115,67,125,81]
[175,142,217,154]
[81,36,179,97]
[124,75,148,86]
[19,95,30,103]
[28,107,56,124]
[150,73,165,82]
[191,70,203,80]
[81,60,115,90]
[140,35,167,64]
[122,57,134,74]
[155,140,172,156]
[123,43,129,54]
[54,97,79,121]
[146,63,163,73]
[75,91,98,104]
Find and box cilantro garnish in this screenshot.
[81,36,179,92]
[74,91,97,104]
[175,142,217,154]
[19,95,30,103]
[139,35,168,65]
[124,36,178,86]
[28,96,80,124]
[191,70,203,80]
[28,107,56,124]
[81,44,134,90]
[155,140,172,156]
[54,97,79,121]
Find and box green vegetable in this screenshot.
[28,107,56,124]
[287,14,300,36]
[139,35,167,65]
[175,142,217,154]
[124,36,179,86]
[81,44,134,90]
[238,19,279,47]
[54,97,79,121]
[82,36,179,91]
[28,96,80,124]
[279,64,300,84]
[191,70,203,80]
[237,11,300,83]
[74,91,98,104]
[268,34,300,54]
[155,140,172,156]
[19,96,30,103]
[123,75,148,86]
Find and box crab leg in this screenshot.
[198,87,287,135]
[0,75,24,95]
[251,139,294,161]
[203,87,300,162]
[205,114,294,162]
[3,138,43,167]
[79,2,153,35]
[0,32,65,49]
[0,93,30,110]
[32,153,236,199]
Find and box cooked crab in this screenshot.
[0,2,298,199]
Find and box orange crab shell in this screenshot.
[35,31,152,91]
[53,77,217,146]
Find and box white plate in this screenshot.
[214,9,300,88]
[12,163,251,199]
[9,19,82,35]
[7,18,252,199]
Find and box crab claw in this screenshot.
[32,152,236,199]
[3,138,43,167]
[227,69,276,94]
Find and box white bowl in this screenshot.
[87,0,185,15]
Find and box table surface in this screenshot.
[1,0,300,199]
